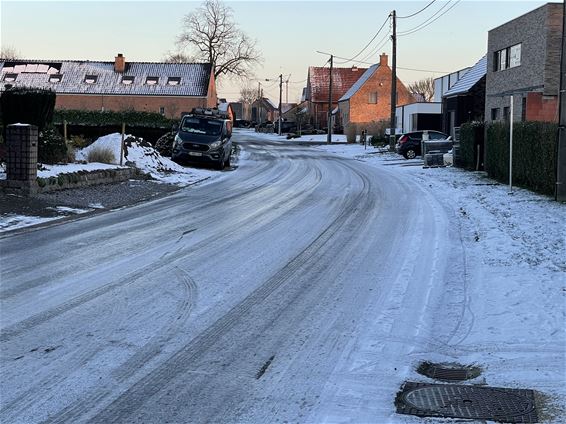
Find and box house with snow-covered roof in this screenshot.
[251,97,278,123]
[305,64,368,130]
[0,54,218,119]
[337,54,413,130]
[442,55,487,138]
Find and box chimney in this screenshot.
[380,53,388,66]
[114,53,125,73]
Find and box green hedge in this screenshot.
[53,109,178,128]
[486,121,557,196]
[459,122,484,170]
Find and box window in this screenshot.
[122,76,134,85]
[368,92,377,104]
[49,74,63,83]
[494,43,521,71]
[3,73,17,82]
[167,77,181,85]
[503,106,510,122]
[159,107,165,115]
[84,75,98,84]
[491,108,500,121]
[146,76,159,85]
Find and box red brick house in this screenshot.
[305,65,368,129]
[337,54,413,128]
[0,54,217,119]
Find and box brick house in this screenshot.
[0,54,217,119]
[337,54,413,128]
[485,3,563,122]
[305,65,368,129]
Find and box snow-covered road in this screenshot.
[1,131,564,423]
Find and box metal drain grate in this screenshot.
[417,361,481,381]
[396,382,538,423]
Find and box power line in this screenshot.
[358,30,392,63]
[397,0,437,19]
[334,14,391,64]
[398,0,461,37]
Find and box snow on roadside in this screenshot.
[316,143,566,419]
[235,128,347,143]
[75,133,215,186]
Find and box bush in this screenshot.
[65,144,76,163]
[345,123,357,143]
[485,121,557,196]
[0,87,56,131]
[154,131,176,157]
[68,134,92,149]
[87,146,116,164]
[38,127,68,164]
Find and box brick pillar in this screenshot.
[6,124,38,194]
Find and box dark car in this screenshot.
[396,130,450,159]
[234,119,251,128]
[171,109,233,170]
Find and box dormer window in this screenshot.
[167,77,181,85]
[49,74,63,83]
[84,75,98,84]
[146,76,159,85]
[3,73,18,82]
[122,76,135,85]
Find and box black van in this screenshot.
[172,108,233,170]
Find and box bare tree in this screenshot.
[0,46,21,60]
[176,0,262,80]
[239,84,257,104]
[408,77,435,102]
[163,51,195,63]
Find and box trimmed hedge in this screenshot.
[459,122,485,170]
[54,109,178,128]
[486,121,557,196]
[1,87,56,131]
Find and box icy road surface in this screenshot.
[1,131,563,423]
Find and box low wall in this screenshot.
[1,167,137,195]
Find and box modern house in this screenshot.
[0,54,218,119]
[485,2,563,122]
[395,102,442,134]
[433,67,471,102]
[305,65,368,129]
[442,55,487,138]
[337,54,413,129]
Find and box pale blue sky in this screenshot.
[1,0,551,102]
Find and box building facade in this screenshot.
[338,54,414,128]
[485,3,562,122]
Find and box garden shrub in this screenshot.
[87,146,116,164]
[38,127,68,164]
[154,131,176,157]
[345,123,357,143]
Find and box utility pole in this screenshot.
[389,10,397,151]
[258,81,261,100]
[327,54,333,144]
[285,77,289,103]
[278,74,283,136]
[556,0,566,201]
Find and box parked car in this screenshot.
[171,108,232,170]
[234,119,251,128]
[396,130,450,159]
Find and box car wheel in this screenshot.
[216,157,225,170]
[405,149,417,159]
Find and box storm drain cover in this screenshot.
[417,361,481,381]
[396,382,538,423]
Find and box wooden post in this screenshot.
[63,120,68,143]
